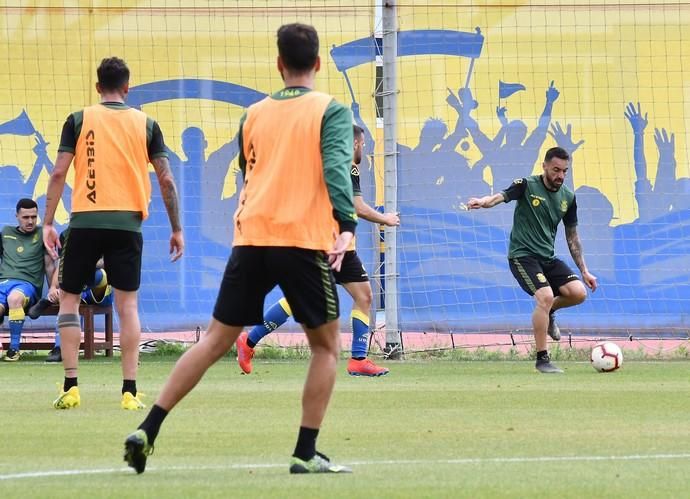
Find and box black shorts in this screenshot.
[60,228,143,293]
[333,250,369,284]
[508,256,580,296]
[213,246,339,329]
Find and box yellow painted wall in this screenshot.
[2,1,689,225]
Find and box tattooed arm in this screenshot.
[565,224,597,291]
[152,156,184,261]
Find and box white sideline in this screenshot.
[2,453,690,481]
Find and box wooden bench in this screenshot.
[1,303,114,359]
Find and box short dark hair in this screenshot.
[353,125,364,138]
[277,23,319,72]
[16,198,37,213]
[544,146,569,163]
[97,57,130,91]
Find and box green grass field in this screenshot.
[2,356,690,498]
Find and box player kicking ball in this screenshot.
[467,147,597,373]
[236,124,400,377]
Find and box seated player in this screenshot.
[30,264,113,362]
[0,198,55,362]
[28,232,113,362]
[235,125,401,376]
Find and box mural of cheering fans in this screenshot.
[397,82,490,213]
[137,126,243,312]
[0,110,71,222]
[330,28,487,214]
[167,126,240,246]
[460,81,560,192]
[397,109,477,213]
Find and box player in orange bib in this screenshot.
[125,24,356,475]
[43,57,184,410]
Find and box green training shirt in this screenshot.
[0,226,46,292]
[501,175,577,260]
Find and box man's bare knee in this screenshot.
[570,282,587,304]
[345,282,373,312]
[534,288,554,311]
[355,290,373,312]
[115,298,136,312]
[7,292,25,309]
[560,281,587,305]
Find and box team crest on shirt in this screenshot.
[351,165,360,176]
[17,246,24,253]
[530,194,545,207]
[560,200,568,212]
[32,233,39,243]
[536,273,547,283]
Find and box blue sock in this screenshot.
[9,308,25,351]
[351,309,370,359]
[247,298,292,347]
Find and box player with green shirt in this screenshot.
[124,24,356,475]
[468,147,598,373]
[0,198,55,361]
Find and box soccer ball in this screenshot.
[590,342,623,372]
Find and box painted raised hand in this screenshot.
[548,122,584,154]
[545,80,560,103]
[653,127,675,159]
[624,102,648,134]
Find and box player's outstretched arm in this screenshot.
[467,193,505,210]
[565,225,597,291]
[354,196,399,226]
[151,156,184,261]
